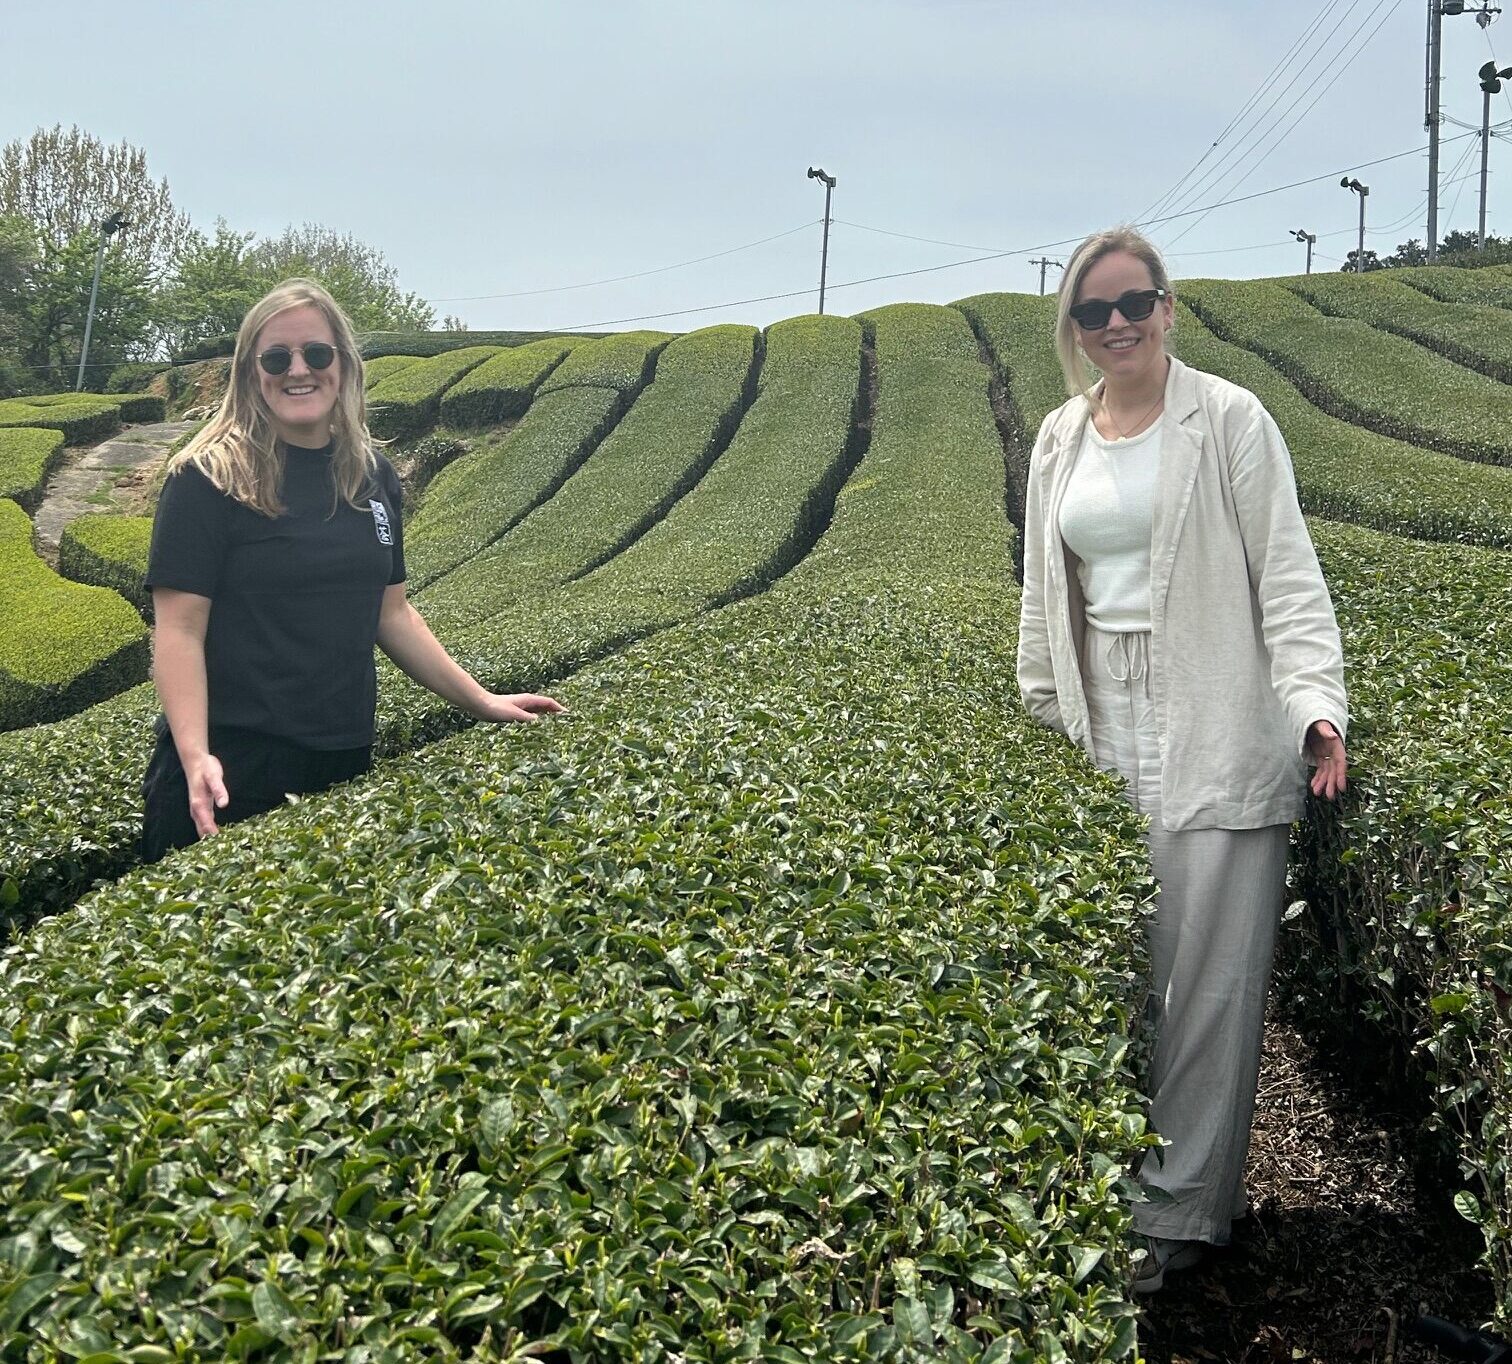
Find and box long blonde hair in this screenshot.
[1054,225,1174,409]
[168,278,376,517]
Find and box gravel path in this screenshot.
[31,420,197,557]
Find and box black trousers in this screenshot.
[141,724,372,864]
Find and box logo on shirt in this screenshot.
[370,499,393,546]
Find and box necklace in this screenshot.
[1102,389,1165,440]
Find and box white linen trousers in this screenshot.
[1082,621,1288,1246]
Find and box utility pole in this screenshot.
[1029,257,1063,295]
[1342,179,1370,271]
[1291,228,1317,274]
[76,210,131,392]
[806,167,836,315]
[1480,61,1512,248]
[1427,1,1501,262]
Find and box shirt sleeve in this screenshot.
[144,464,230,598]
[378,456,406,585]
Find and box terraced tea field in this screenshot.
[2,269,1510,1361]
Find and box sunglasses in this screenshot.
[256,342,339,376]
[1068,288,1168,331]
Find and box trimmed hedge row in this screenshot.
[0,298,1159,1360]
[0,397,120,445]
[1289,521,1512,1324]
[360,328,605,360]
[404,331,672,591]
[1164,303,1512,548]
[1393,265,1512,310]
[0,499,148,733]
[384,315,861,744]
[366,347,503,440]
[57,514,153,617]
[412,325,757,641]
[1179,276,1512,465]
[0,428,66,514]
[362,354,424,390]
[539,330,670,396]
[438,338,581,429]
[1283,270,1512,384]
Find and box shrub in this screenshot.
[1392,265,1512,309]
[538,330,671,396]
[0,499,148,733]
[366,346,502,440]
[57,514,153,617]
[1179,277,1512,465]
[105,362,171,393]
[1283,270,1512,384]
[437,338,581,428]
[0,427,66,514]
[0,395,121,445]
[359,328,605,360]
[362,354,423,390]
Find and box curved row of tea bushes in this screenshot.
[0,393,167,445]
[1289,522,1512,1324]
[1164,305,1512,547]
[1179,277,1512,465]
[362,353,423,390]
[57,514,153,617]
[413,325,759,640]
[0,427,65,513]
[1283,271,1512,384]
[438,338,581,429]
[360,328,597,360]
[383,315,862,745]
[0,300,1158,1361]
[0,499,147,734]
[1394,264,1512,309]
[538,330,670,396]
[366,346,503,440]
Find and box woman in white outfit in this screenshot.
[1017,226,1349,1294]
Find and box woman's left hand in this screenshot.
[1305,720,1347,800]
[472,691,567,724]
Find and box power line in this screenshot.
[424,219,821,304]
[1136,5,1338,223]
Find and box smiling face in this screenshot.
[254,304,343,447]
[1072,249,1174,390]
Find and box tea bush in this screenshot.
[367,347,504,440]
[0,428,65,514]
[363,354,424,390]
[439,339,582,429]
[0,499,147,732]
[57,514,153,617]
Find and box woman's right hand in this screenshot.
[182,751,230,838]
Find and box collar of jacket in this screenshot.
[1037,351,1209,637]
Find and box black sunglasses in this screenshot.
[1068,288,1168,331]
[256,342,339,376]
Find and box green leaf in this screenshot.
[431,1184,490,1246]
[251,1281,300,1340]
[968,1261,1018,1294]
[0,1272,64,1334]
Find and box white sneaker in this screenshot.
[1131,1235,1206,1294]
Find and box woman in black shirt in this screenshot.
[142,278,563,860]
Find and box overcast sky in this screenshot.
[6,0,1511,331]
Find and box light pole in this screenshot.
[76,210,131,392]
[1479,61,1512,249]
[1291,228,1317,274]
[1426,0,1501,261]
[806,167,836,315]
[1029,257,1063,295]
[1342,179,1370,271]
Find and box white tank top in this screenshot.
[1056,415,1163,632]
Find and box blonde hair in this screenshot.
[1054,225,1174,409]
[168,278,376,517]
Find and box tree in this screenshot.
[1339,247,1385,272]
[0,215,37,395]
[245,223,435,331]
[441,313,469,332]
[156,219,262,356]
[1384,238,1428,268]
[22,228,154,386]
[0,124,190,283]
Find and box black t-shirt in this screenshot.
[145,443,406,748]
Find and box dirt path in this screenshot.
[1139,1005,1494,1362]
[31,420,197,560]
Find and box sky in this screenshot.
[5,0,1512,333]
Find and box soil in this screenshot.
[1137,1006,1497,1363]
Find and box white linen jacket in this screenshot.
[1018,354,1348,832]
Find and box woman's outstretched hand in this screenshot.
[1306,720,1348,801]
[472,692,567,724]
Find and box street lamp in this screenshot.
[807,166,836,315]
[1291,228,1317,274]
[76,210,131,392]
[1341,179,1369,272]
[1479,60,1512,249]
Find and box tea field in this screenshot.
[1,270,1510,1361]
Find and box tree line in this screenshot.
[1342,230,1512,272]
[0,125,440,397]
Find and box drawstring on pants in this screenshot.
[1105,630,1151,695]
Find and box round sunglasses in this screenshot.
[1068,288,1168,332]
[256,342,339,376]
